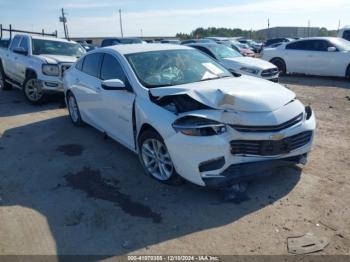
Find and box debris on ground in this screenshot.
[222,182,249,204]
[287,233,329,255]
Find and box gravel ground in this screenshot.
[0,75,349,256]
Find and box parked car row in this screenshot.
[262,37,350,78]
[0,34,316,190]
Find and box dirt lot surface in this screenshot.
[0,75,349,256]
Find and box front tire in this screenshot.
[270,58,286,75]
[138,129,183,185]
[0,64,12,91]
[23,77,46,104]
[67,92,84,126]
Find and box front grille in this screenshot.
[230,113,303,133]
[261,68,279,77]
[230,131,312,156]
[60,64,72,77]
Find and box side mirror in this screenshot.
[13,47,28,56]
[101,79,126,90]
[327,46,337,52]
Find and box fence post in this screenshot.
[0,24,2,39]
[9,24,12,39]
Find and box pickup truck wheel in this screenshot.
[67,92,84,126]
[23,77,46,105]
[138,130,183,186]
[0,66,12,91]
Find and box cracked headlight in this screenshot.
[42,64,59,76]
[240,67,259,75]
[172,116,227,136]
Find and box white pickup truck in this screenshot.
[0,34,85,104]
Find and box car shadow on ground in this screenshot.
[0,113,302,258]
[0,89,65,117]
[280,75,350,89]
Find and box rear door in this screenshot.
[74,52,104,128]
[3,35,22,79]
[97,53,136,149]
[284,40,310,74]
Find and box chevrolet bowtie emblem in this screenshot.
[270,133,285,140]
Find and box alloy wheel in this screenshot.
[141,138,174,181]
[68,95,79,123]
[25,79,43,101]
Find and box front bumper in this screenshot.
[203,154,306,188]
[38,76,64,93]
[165,110,316,187]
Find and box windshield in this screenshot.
[126,49,232,88]
[331,38,350,51]
[32,39,86,57]
[209,45,242,59]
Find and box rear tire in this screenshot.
[346,65,350,80]
[0,64,12,91]
[23,76,47,105]
[138,129,183,186]
[270,58,286,75]
[67,92,84,126]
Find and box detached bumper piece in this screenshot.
[203,154,306,188]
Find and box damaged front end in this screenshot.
[147,81,316,187]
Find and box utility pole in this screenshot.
[267,18,270,39]
[119,9,124,38]
[59,8,69,40]
[337,20,341,33]
[307,20,310,37]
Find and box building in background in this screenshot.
[256,26,320,39]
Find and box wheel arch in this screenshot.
[137,123,159,147]
[25,68,37,80]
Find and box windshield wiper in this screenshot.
[196,75,231,83]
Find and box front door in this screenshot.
[97,53,136,149]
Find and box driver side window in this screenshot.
[100,54,127,82]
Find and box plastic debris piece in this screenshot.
[287,233,329,255]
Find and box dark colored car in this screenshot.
[181,39,216,45]
[0,39,10,48]
[76,40,96,52]
[160,39,181,44]
[100,38,143,47]
[264,38,292,47]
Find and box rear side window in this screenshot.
[100,54,127,81]
[343,30,350,41]
[9,36,22,50]
[286,40,310,50]
[82,53,102,77]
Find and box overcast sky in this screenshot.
[0,0,349,37]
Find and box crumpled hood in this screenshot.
[150,76,295,113]
[223,57,276,70]
[40,54,78,64]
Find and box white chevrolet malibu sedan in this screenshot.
[63,44,316,188]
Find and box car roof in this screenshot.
[103,43,192,55]
[14,34,77,43]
